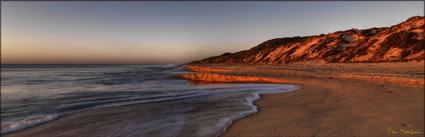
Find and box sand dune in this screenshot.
[191,16,424,64]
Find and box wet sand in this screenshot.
[185,62,424,137]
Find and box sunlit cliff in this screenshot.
[191,16,424,64]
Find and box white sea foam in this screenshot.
[1,114,59,134]
[214,84,300,137]
[2,65,301,137]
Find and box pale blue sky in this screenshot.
[1,1,423,64]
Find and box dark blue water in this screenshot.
[1,64,299,137]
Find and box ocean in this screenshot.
[1,64,299,137]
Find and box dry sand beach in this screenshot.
[182,62,424,137]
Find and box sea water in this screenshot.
[1,65,299,137]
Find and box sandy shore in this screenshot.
[4,62,423,137]
[185,62,424,137]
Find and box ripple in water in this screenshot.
[1,65,300,137]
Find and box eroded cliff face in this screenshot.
[191,16,424,64]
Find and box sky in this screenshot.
[1,1,424,64]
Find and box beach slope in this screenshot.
[183,62,424,137]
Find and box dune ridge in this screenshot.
[191,16,424,64]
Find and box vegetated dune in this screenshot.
[179,73,301,84]
[191,16,424,64]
